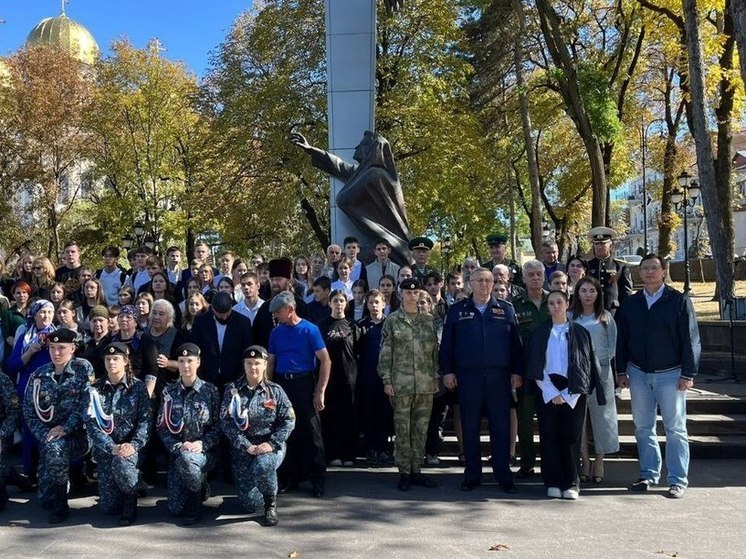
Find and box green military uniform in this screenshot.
[408,237,436,285]
[511,290,549,475]
[378,306,439,475]
[481,257,524,288]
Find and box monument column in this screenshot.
[324,0,377,247]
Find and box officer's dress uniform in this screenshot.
[22,358,94,509]
[586,256,633,316]
[378,308,439,476]
[220,377,295,512]
[0,371,20,508]
[85,375,151,514]
[439,296,523,486]
[157,377,220,516]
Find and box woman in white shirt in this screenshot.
[525,289,605,500]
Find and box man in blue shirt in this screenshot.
[267,291,331,498]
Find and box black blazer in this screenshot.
[189,311,253,391]
[524,320,606,405]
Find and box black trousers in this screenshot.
[536,394,586,491]
[276,375,326,485]
[322,380,357,462]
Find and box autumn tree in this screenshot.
[0,46,94,258]
[85,39,211,254]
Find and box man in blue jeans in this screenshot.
[616,254,700,499]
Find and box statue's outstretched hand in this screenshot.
[289,132,312,152]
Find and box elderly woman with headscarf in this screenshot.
[6,299,57,480]
[291,130,412,265]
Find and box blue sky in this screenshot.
[0,0,252,76]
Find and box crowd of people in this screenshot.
[0,226,700,527]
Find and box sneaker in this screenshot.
[630,478,656,492]
[366,451,380,465]
[547,487,562,499]
[342,460,354,467]
[378,451,394,465]
[424,455,440,466]
[328,459,343,467]
[667,485,686,499]
[562,487,580,500]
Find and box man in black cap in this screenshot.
[267,291,331,498]
[481,233,523,287]
[586,226,633,317]
[409,237,436,284]
[22,328,95,523]
[189,291,253,392]
[252,257,308,348]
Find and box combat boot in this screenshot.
[119,494,137,526]
[48,485,69,524]
[6,467,35,492]
[180,491,202,526]
[263,493,278,526]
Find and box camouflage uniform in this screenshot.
[85,376,151,513]
[378,309,439,474]
[0,372,20,507]
[157,378,220,516]
[220,378,295,512]
[22,358,94,508]
[412,265,437,285]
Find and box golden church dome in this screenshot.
[25,13,99,66]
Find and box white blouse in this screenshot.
[536,322,580,408]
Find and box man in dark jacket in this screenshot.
[586,226,633,316]
[616,254,700,499]
[440,267,523,493]
[189,292,253,392]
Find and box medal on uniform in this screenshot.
[32,378,54,423]
[229,388,250,431]
[86,386,114,435]
[159,392,184,434]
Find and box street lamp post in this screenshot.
[122,221,158,253]
[441,235,452,275]
[672,171,701,294]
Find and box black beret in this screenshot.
[104,342,129,356]
[243,345,269,360]
[49,328,77,344]
[176,343,201,357]
[399,278,422,291]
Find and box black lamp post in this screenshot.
[672,171,701,293]
[122,221,158,252]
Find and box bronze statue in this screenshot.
[383,0,405,14]
[290,131,412,265]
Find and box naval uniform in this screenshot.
[85,376,151,513]
[220,378,295,512]
[0,371,20,506]
[586,257,633,316]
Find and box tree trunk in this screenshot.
[733,0,746,89]
[682,0,735,302]
[513,0,543,253]
[536,0,608,226]
[300,197,331,250]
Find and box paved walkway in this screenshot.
[2,458,744,558]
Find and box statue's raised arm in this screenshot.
[290,131,413,266]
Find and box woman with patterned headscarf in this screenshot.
[6,299,57,480]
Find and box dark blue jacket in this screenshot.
[439,296,523,377]
[616,285,700,379]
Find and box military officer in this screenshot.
[409,237,436,284]
[378,278,439,491]
[0,370,21,510]
[85,342,151,525]
[22,328,94,524]
[220,345,295,526]
[481,233,523,287]
[511,260,549,479]
[440,268,524,493]
[586,226,633,317]
[157,343,221,525]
